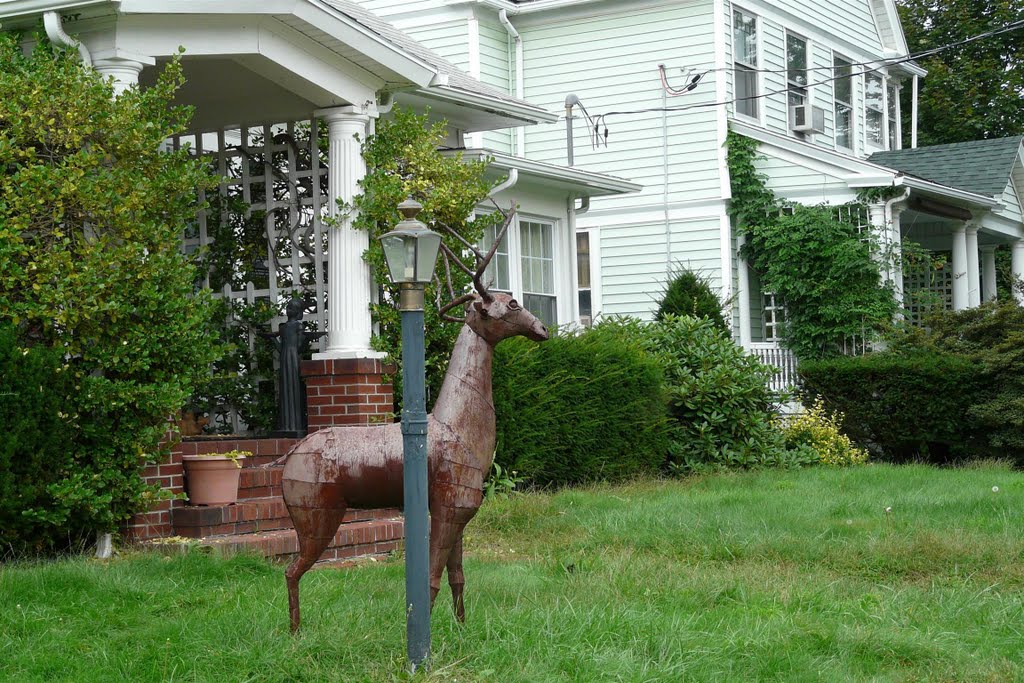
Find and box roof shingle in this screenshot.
[868,136,1024,197]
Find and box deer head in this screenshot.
[436,205,550,347]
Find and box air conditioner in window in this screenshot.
[790,104,826,134]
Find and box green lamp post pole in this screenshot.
[379,198,442,672]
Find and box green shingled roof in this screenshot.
[868,136,1024,197]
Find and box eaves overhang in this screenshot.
[448,148,643,197]
[417,85,557,128]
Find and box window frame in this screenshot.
[832,52,854,152]
[732,7,761,122]
[886,81,901,150]
[864,70,886,150]
[785,30,810,135]
[474,211,563,328]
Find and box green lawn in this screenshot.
[3,463,1024,682]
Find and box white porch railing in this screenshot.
[749,342,798,394]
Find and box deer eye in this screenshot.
[508,299,521,310]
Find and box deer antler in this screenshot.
[434,203,516,316]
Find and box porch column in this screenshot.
[736,234,752,349]
[966,225,981,308]
[1013,239,1024,305]
[93,56,151,96]
[951,225,969,311]
[314,106,380,359]
[890,205,906,309]
[981,245,998,303]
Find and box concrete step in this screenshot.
[199,516,404,563]
[173,498,400,538]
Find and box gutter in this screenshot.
[44,10,92,64]
[498,9,525,156]
[419,84,558,127]
[488,168,518,197]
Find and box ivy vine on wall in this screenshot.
[726,131,898,359]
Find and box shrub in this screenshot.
[617,315,789,472]
[798,352,984,462]
[492,321,669,487]
[655,266,728,332]
[888,301,1024,460]
[0,39,221,551]
[0,325,77,555]
[782,398,869,467]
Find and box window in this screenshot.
[520,220,556,326]
[887,82,900,150]
[762,292,785,342]
[576,232,592,326]
[865,72,885,147]
[786,32,809,119]
[733,10,759,119]
[479,218,511,293]
[833,55,853,150]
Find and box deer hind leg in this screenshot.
[446,532,467,623]
[283,481,347,633]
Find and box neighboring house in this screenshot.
[352,0,1024,359]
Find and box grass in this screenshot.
[3,463,1024,682]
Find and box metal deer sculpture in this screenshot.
[281,207,548,632]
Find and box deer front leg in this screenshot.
[446,533,466,623]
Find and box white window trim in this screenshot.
[832,50,855,153]
[731,5,763,125]
[574,227,602,326]
[886,81,902,151]
[785,29,811,137]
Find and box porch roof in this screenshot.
[869,137,1024,198]
[449,148,644,197]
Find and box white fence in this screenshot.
[749,342,799,394]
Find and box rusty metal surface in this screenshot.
[282,209,549,632]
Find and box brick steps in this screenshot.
[199,517,404,563]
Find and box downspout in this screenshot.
[488,168,518,197]
[44,11,91,65]
[883,187,911,305]
[498,9,524,156]
[567,194,589,326]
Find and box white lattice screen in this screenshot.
[176,120,330,432]
[904,256,953,325]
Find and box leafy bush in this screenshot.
[798,352,984,462]
[782,398,869,467]
[354,108,500,409]
[617,315,791,472]
[0,325,77,555]
[655,266,728,332]
[492,322,669,487]
[0,39,221,550]
[888,301,1024,460]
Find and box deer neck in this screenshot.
[431,325,495,437]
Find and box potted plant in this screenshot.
[182,449,249,506]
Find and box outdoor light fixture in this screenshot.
[378,196,440,672]
[379,198,443,311]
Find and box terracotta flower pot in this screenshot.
[182,455,244,506]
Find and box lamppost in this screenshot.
[379,198,443,671]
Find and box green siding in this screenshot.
[402,20,471,72]
[478,17,514,154]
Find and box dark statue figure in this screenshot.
[277,207,549,632]
[262,296,326,438]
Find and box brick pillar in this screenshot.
[301,358,396,430]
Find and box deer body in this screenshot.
[282,290,548,632]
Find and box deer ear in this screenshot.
[473,300,489,318]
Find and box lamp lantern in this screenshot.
[379,198,442,311]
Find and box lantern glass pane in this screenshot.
[415,231,442,283]
[381,233,413,283]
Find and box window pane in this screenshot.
[736,67,759,118]
[887,83,899,149]
[835,103,852,149]
[786,34,807,87]
[520,220,555,297]
[733,11,757,66]
[524,293,557,327]
[866,110,884,145]
[865,74,884,146]
[834,56,852,104]
[576,233,591,289]
[479,219,510,292]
